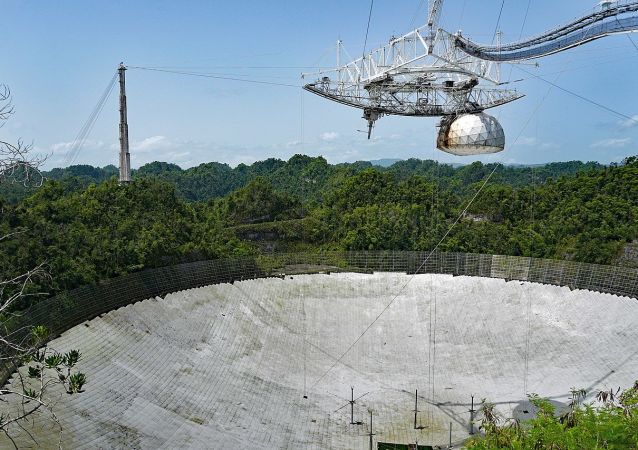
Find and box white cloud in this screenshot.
[50,140,105,154]
[516,137,538,146]
[591,138,632,148]
[320,131,339,142]
[513,137,559,149]
[620,115,638,129]
[131,135,172,153]
[50,141,74,153]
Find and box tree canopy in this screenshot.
[1,155,636,303]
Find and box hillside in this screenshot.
[0,156,635,302]
[0,156,604,204]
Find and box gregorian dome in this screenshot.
[436,112,505,156]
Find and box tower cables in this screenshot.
[64,73,117,166]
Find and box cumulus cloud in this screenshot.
[514,137,559,150]
[591,138,632,148]
[320,131,339,142]
[50,140,105,154]
[131,135,172,153]
[516,137,538,146]
[620,115,638,129]
[50,142,74,153]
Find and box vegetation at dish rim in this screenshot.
[466,383,638,449]
[0,154,636,310]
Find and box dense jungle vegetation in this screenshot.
[465,384,638,450]
[1,155,636,305]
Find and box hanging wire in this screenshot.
[490,0,506,45]
[534,53,635,78]
[523,168,536,396]
[64,72,118,166]
[409,0,428,30]
[504,0,532,84]
[516,34,584,395]
[428,126,442,437]
[308,18,583,391]
[300,85,305,148]
[513,3,535,396]
[310,160,504,390]
[522,104,541,397]
[362,0,375,57]
[127,66,301,88]
[519,0,532,38]
[128,65,325,70]
[457,0,468,31]
[430,249,437,434]
[512,65,638,125]
[516,48,585,396]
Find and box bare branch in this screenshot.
[0,84,46,187]
[0,262,49,318]
[0,83,81,445]
[0,85,14,123]
[0,230,27,242]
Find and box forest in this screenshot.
[0,155,636,305]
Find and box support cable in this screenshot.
[514,12,536,398]
[409,0,427,30]
[533,54,634,78]
[426,132,439,439]
[430,255,437,430]
[362,0,375,57]
[65,73,117,165]
[359,0,375,78]
[517,52,579,396]
[309,43,569,391]
[300,86,305,148]
[503,0,532,109]
[458,0,468,31]
[310,160,503,390]
[127,66,301,88]
[523,112,540,396]
[512,64,638,125]
[491,1,506,45]
[429,139,442,437]
[523,168,535,396]
[615,13,638,52]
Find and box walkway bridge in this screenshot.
[454,1,638,61]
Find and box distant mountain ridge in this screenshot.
[368,158,403,167]
[0,155,606,204]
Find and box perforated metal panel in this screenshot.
[2,252,637,385]
[437,112,505,156]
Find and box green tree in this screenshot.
[465,383,638,449]
[0,84,86,448]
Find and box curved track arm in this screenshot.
[454,1,638,61]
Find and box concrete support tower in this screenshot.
[118,63,131,184]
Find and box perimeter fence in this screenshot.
[2,251,638,384]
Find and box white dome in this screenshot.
[437,112,505,156]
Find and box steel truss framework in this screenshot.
[303,24,522,136]
[455,0,638,61]
[303,0,638,137]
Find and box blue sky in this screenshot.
[3,0,638,169]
